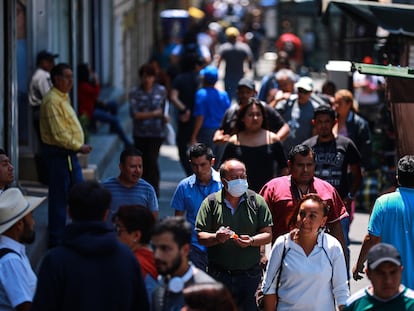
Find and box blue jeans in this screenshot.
[341,217,350,278]
[208,264,261,311]
[43,144,84,246]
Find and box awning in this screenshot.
[323,0,414,37]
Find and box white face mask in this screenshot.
[225,178,248,197]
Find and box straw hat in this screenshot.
[0,188,44,234]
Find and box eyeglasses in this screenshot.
[114,223,128,235]
[298,88,310,94]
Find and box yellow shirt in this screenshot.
[40,87,84,151]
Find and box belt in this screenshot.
[209,263,260,276]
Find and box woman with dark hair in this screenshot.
[112,205,157,305]
[182,282,238,311]
[262,193,349,311]
[77,63,132,147]
[220,98,288,192]
[129,63,168,196]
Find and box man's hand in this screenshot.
[352,264,365,281]
[79,144,92,154]
[234,235,253,248]
[215,226,233,244]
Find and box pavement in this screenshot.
[23,54,371,293]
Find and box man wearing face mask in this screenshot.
[195,159,273,311]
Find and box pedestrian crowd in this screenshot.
[1,4,412,311]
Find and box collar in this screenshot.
[0,235,26,256]
[189,169,220,187]
[52,86,69,99]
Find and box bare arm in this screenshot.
[275,123,290,142]
[132,109,163,120]
[263,294,277,311]
[190,115,204,145]
[352,233,381,280]
[15,302,31,311]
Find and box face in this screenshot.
[312,114,336,138]
[242,104,263,131]
[289,153,315,185]
[119,156,143,186]
[277,78,294,92]
[151,232,187,276]
[190,155,214,183]
[0,154,14,189]
[333,96,351,117]
[237,86,255,106]
[114,221,137,250]
[367,262,403,299]
[54,68,73,93]
[222,160,247,188]
[141,73,155,90]
[21,213,35,244]
[297,88,312,105]
[296,199,327,234]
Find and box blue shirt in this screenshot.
[193,87,230,129]
[0,236,37,310]
[102,177,159,223]
[171,169,222,251]
[368,187,414,289]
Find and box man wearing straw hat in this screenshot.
[0,188,43,311]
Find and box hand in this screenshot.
[213,130,230,143]
[215,226,233,244]
[179,109,191,123]
[79,144,92,154]
[234,235,253,248]
[352,264,365,281]
[260,253,268,269]
[152,108,163,118]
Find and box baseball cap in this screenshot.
[225,27,240,38]
[237,78,255,91]
[367,243,402,270]
[295,76,314,92]
[36,50,59,65]
[0,188,45,234]
[200,65,218,84]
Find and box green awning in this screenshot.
[352,62,414,79]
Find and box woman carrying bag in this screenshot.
[261,193,349,311]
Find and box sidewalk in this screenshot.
[25,100,133,270]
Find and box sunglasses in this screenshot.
[298,88,311,94]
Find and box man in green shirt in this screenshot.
[195,159,272,311]
[344,243,414,311]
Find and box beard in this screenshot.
[156,252,182,276]
[21,222,35,244]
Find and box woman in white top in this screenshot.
[262,193,349,311]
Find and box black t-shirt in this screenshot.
[302,135,361,197]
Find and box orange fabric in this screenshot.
[134,248,158,280]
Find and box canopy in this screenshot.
[323,0,414,37]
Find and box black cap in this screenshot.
[36,50,59,65]
[237,78,255,91]
[367,243,402,270]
